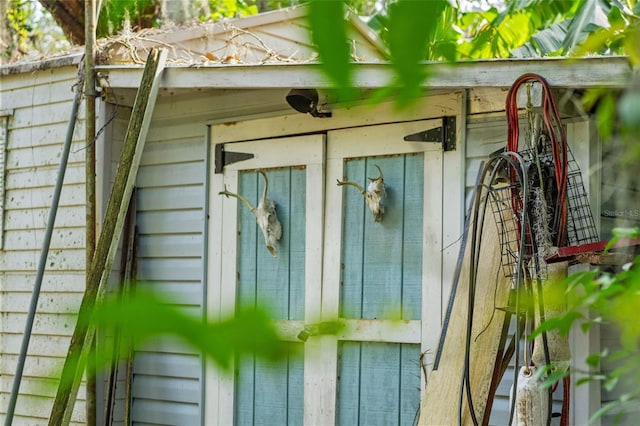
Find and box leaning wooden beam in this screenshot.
[48,48,167,426]
[419,170,512,425]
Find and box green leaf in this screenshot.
[90,290,288,372]
[386,0,447,105]
[308,0,354,100]
[530,311,582,340]
[562,0,609,53]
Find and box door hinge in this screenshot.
[403,116,456,151]
[214,144,254,174]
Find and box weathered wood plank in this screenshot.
[4,206,85,231]
[419,171,512,425]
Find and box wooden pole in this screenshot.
[84,0,97,423]
[48,48,167,426]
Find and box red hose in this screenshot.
[505,73,569,247]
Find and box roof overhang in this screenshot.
[97,56,633,90]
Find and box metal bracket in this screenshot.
[214,144,254,174]
[404,116,456,151]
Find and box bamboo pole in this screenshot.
[48,48,167,426]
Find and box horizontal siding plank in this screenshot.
[0,271,85,292]
[136,210,204,234]
[140,138,205,165]
[1,312,78,335]
[132,376,200,404]
[136,161,205,188]
[0,78,78,109]
[131,399,199,425]
[5,184,85,209]
[3,228,85,251]
[0,393,86,424]
[145,129,204,147]
[0,65,78,90]
[5,164,85,189]
[136,186,203,211]
[137,258,203,281]
[7,143,85,169]
[4,206,85,230]
[137,234,203,258]
[1,354,66,378]
[9,100,78,129]
[0,248,85,271]
[135,337,200,355]
[136,281,202,306]
[132,352,201,377]
[1,292,83,315]
[6,122,81,150]
[0,333,73,357]
[0,376,58,398]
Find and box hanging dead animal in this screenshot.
[220,170,283,257]
[337,164,386,222]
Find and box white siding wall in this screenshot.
[0,64,87,425]
[102,98,208,425]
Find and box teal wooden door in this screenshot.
[214,120,447,425]
[323,120,445,425]
[216,135,325,425]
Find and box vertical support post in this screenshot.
[84,0,98,424]
[48,48,167,426]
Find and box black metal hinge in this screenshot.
[214,144,254,174]
[403,116,457,151]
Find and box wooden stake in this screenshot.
[48,48,167,426]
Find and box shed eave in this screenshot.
[96,56,632,90]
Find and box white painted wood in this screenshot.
[0,114,9,249]
[8,100,80,129]
[98,57,631,91]
[4,184,85,209]
[7,144,85,170]
[0,78,77,110]
[211,133,325,425]
[422,148,443,380]
[0,63,79,90]
[4,206,84,231]
[205,125,225,426]
[5,164,86,190]
[212,93,460,144]
[441,91,465,321]
[325,119,447,422]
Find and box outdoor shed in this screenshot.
[1,6,637,426]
